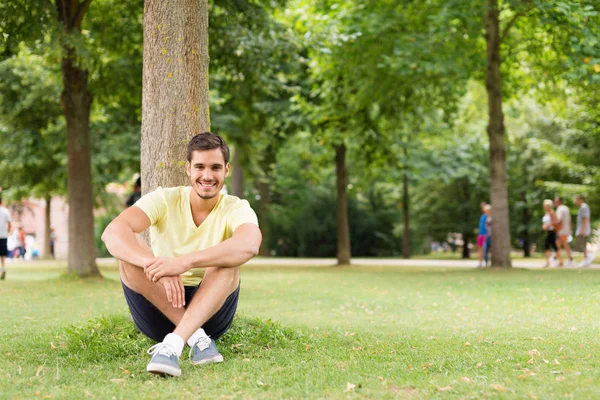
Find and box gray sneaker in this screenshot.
[146,343,181,377]
[189,336,223,365]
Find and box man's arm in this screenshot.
[145,223,261,281]
[580,217,589,236]
[101,206,154,268]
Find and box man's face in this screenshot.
[186,148,229,200]
[574,197,583,206]
[554,197,561,207]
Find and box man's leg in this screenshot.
[173,266,240,342]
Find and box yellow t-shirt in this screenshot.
[134,186,259,286]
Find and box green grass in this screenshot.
[1,262,599,399]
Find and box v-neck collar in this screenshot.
[186,187,223,229]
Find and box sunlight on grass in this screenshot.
[1,264,599,398]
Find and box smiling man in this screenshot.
[102,132,261,377]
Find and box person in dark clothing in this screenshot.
[126,177,142,208]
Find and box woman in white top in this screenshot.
[542,199,562,268]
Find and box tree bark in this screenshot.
[521,195,531,257]
[231,149,244,198]
[335,144,351,265]
[257,179,270,256]
[485,0,512,268]
[56,0,100,277]
[402,151,410,259]
[141,0,210,192]
[43,195,52,258]
[462,232,471,259]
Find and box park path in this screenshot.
[92,256,597,269]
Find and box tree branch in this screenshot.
[500,3,536,42]
[72,0,93,29]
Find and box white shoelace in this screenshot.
[147,343,177,357]
[188,335,212,360]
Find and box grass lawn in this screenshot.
[1,262,599,399]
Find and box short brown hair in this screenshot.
[186,132,230,164]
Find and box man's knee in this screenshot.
[119,259,142,289]
[204,266,240,288]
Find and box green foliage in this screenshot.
[59,314,152,363]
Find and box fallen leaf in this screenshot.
[437,386,452,392]
[421,363,432,369]
[352,347,363,351]
[529,392,538,399]
[50,343,57,349]
[554,359,560,365]
[345,382,356,392]
[231,344,243,349]
[377,376,384,380]
[84,391,95,398]
[257,381,267,386]
[550,370,563,374]
[119,367,130,375]
[476,362,483,368]
[556,376,566,381]
[558,346,564,353]
[344,332,356,337]
[110,378,126,384]
[543,359,549,364]
[464,342,471,348]
[460,377,472,383]
[585,353,591,359]
[304,344,310,351]
[35,366,44,377]
[490,384,506,392]
[528,349,541,356]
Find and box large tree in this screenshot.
[141,1,210,190]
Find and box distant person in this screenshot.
[542,199,562,268]
[477,202,488,268]
[49,228,56,258]
[483,204,492,267]
[0,197,11,280]
[554,196,574,267]
[102,132,262,377]
[574,195,595,267]
[126,177,142,208]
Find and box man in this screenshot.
[0,197,11,279]
[554,196,574,267]
[482,204,492,267]
[477,202,488,268]
[102,132,261,377]
[574,195,595,267]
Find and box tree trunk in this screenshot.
[56,0,100,277]
[484,0,512,268]
[521,195,531,257]
[231,149,244,198]
[462,232,471,259]
[43,196,52,258]
[335,144,351,265]
[257,179,270,256]
[141,0,210,192]
[402,156,410,259]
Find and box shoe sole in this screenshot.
[146,363,181,377]
[191,354,224,365]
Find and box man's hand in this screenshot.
[157,276,185,308]
[145,256,190,281]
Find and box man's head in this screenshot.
[554,196,563,207]
[575,194,585,207]
[186,132,230,164]
[186,132,230,200]
[480,202,487,212]
[133,177,141,192]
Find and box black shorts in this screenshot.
[544,230,557,251]
[121,280,240,343]
[0,238,7,257]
